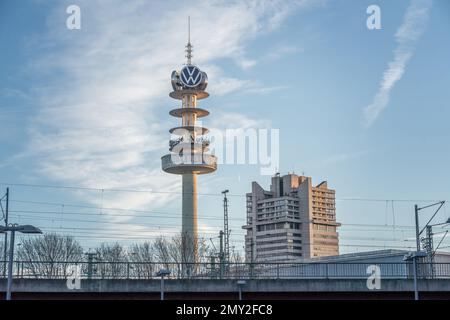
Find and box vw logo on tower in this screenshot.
[180,65,202,87]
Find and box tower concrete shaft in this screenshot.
[182,173,198,263]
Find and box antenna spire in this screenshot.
[186,16,193,65]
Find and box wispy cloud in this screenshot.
[364,0,432,127]
[322,150,371,166]
[210,112,271,130]
[237,59,258,70]
[245,84,290,95]
[264,45,303,62]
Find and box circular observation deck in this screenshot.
[169,142,210,153]
[161,153,217,175]
[169,90,209,100]
[169,107,210,118]
[169,126,209,135]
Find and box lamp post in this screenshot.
[237,280,246,301]
[156,269,171,300]
[403,250,427,301]
[2,188,9,279]
[0,224,42,300]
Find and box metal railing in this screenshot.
[1,261,450,280]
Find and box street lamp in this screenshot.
[403,250,427,301]
[156,269,171,300]
[0,224,42,300]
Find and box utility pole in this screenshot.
[249,238,255,279]
[413,204,421,301]
[415,204,420,252]
[424,225,434,261]
[219,230,224,278]
[222,190,230,265]
[250,238,254,264]
[3,188,9,278]
[425,225,434,278]
[412,201,445,300]
[209,255,216,278]
[85,252,97,280]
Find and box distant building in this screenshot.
[257,249,450,279]
[304,249,450,264]
[243,173,340,262]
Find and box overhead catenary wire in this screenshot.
[9,209,244,222]
[8,196,427,231]
[7,216,422,241]
[13,214,443,246]
[8,208,423,231]
[7,211,422,233]
[13,212,449,253]
[12,230,424,251]
[14,222,423,243]
[10,210,434,241]
[14,227,430,248]
[1,182,448,202]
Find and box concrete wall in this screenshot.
[2,278,449,294]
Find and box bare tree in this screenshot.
[0,240,4,261]
[16,233,83,278]
[229,245,244,264]
[152,236,171,262]
[0,240,7,278]
[128,241,155,279]
[95,242,128,279]
[151,233,213,278]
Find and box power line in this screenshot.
[1,182,448,202]
[9,209,244,222]
[5,198,430,230]
[9,213,246,230]
[14,230,425,251]
[12,219,434,244]
[37,226,218,235]
[1,182,232,197]
[10,210,432,242]
[15,214,448,251]
[11,211,419,228]
[12,226,447,252]
[10,214,427,248]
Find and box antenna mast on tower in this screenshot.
[222,189,230,264]
[186,16,193,65]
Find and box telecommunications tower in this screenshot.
[161,18,217,266]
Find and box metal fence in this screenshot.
[1,261,449,280]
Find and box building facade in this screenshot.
[243,173,340,262]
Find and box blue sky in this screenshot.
[1,0,450,254]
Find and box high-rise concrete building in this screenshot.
[243,173,340,262]
[161,22,217,265]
